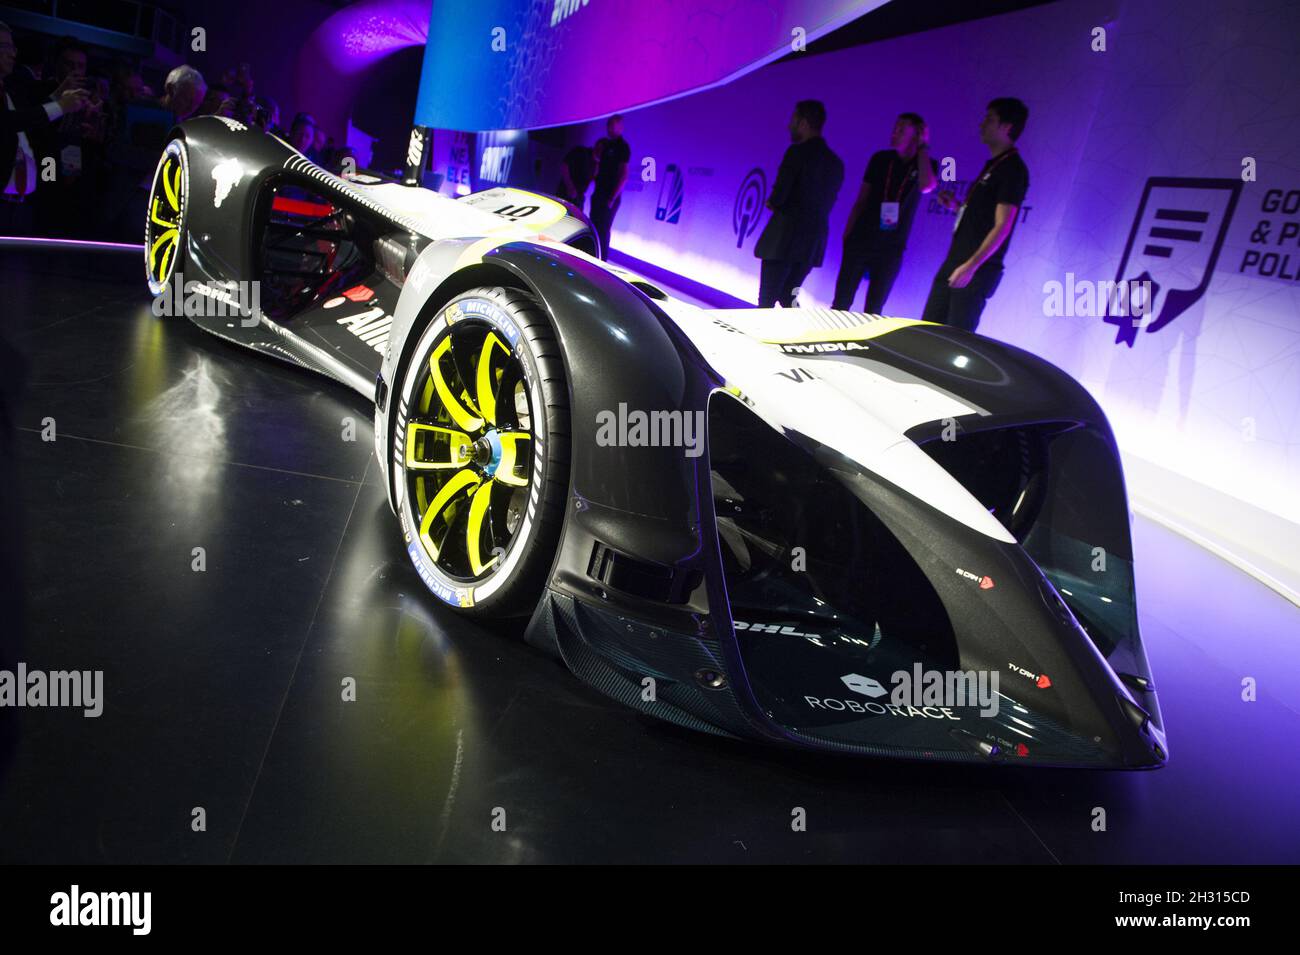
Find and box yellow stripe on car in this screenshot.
[761,317,932,346]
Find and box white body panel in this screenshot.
[347,176,587,244]
[652,300,1015,545]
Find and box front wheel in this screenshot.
[392,286,570,617]
[145,138,188,295]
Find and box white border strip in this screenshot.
[1132,501,1300,608]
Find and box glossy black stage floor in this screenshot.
[2,242,1297,864]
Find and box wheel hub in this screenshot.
[473,430,504,477]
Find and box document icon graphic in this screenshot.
[1105,177,1241,346]
[655,163,684,224]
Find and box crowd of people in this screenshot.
[0,23,349,242]
[556,98,1029,333]
[746,96,1030,332]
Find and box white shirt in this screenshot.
[4,93,65,196]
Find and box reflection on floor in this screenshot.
[0,245,1296,863]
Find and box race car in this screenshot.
[143,116,1166,768]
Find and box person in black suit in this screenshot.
[0,22,89,234]
[754,100,845,308]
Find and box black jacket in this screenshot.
[0,82,53,192]
[754,135,845,267]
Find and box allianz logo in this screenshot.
[325,290,391,355]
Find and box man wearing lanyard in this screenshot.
[0,22,89,235]
[833,113,937,313]
[922,98,1029,333]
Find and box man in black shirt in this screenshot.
[833,112,937,313]
[589,114,629,260]
[922,97,1029,332]
[557,143,594,207]
[754,99,845,308]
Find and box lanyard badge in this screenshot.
[879,201,900,230]
[879,155,913,230]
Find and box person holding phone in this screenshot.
[921,97,1029,333]
[0,22,90,234]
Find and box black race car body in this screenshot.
[144,116,1166,769]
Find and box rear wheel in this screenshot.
[145,139,188,294]
[392,287,570,617]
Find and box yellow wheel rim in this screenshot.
[404,317,534,581]
[146,142,186,295]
